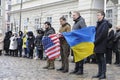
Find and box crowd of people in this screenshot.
[0,11,120,79]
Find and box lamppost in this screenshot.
[19,0,23,31]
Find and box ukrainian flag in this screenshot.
[62,26,95,62]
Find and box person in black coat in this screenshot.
[106,28,114,65]
[113,27,120,65]
[35,28,44,60]
[92,11,109,79]
[27,31,35,59]
[4,31,12,56]
[17,31,23,57]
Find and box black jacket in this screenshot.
[4,32,11,50]
[94,19,109,53]
[28,36,35,50]
[72,16,86,30]
[107,30,114,49]
[113,30,120,52]
[44,27,55,36]
[35,34,43,50]
[17,37,23,49]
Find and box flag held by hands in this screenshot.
[62,26,95,62]
[42,34,60,60]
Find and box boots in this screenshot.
[43,59,50,69]
[99,73,106,79]
[76,70,83,75]
[57,67,64,71]
[48,60,55,70]
[92,73,106,79]
[70,70,78,74]
[92,74,101,78]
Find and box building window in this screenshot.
[8,15,10,22]
[15,20,19,32]
[0,20,2,28]
[16,0,21,3]
[8,5,11,10]
[0,0,1,6]
[0,9,1,16]
[106,9,113,24]
[35,18,40,29]
[11,23,13,31]
[23,0,31,2]
[47,17,52,24]
[106,9,112,18]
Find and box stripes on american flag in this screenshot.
[42,34,60,60]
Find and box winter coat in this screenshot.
[44,27,55,36]
[4,32,11,50]
[113,30,120,52]
[59,23,71,44]
[72,16,87,30]
[0,32,4,50]
[94,19,109,53]
[23,36,27,48]
[107,30,114,49]
[28,36,35,50]
[9,36,18,50]
[17,37,23,50]
[35,34,43,50]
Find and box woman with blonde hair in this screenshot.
[113,26,120,65]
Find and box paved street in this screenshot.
[0,55,119,80]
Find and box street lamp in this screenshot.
[19,0,23,31]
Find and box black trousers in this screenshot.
[106,48,112,64]
[75,60,84,72]
[37,49,43,59]
[96,53,106,75]
[18,48,22,57]
[115,50,120,64]
[0,50,2,55]
[10,50,17,56]
[5,49,9,54]
[29,49,33,58]
[24,48,27,57]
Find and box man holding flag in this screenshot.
[57,16,71,73]
[70,11,87,75]
[42,22,57,70]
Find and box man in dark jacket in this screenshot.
[43,21,56,70]
[70,11,86,75]
[92,11,109,79]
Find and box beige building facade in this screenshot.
[9,0,119,33]
[0,0,5,33]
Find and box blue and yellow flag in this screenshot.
[62,26,95,62]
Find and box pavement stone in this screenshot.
[0,55,119,80]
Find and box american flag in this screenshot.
[42,34,60,60]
